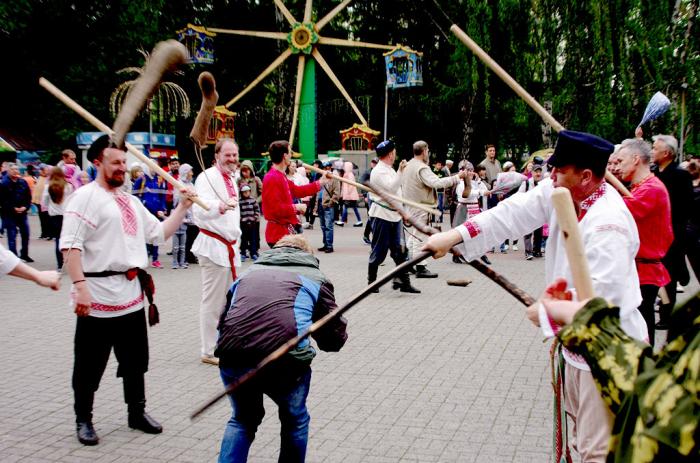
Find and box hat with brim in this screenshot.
[548,130,614,173]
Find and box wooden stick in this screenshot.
[190,250,433,420]
[289,55,306,145]
[317,36,395,50]
[312,48,368,125]
[371,180,537,306]
[205,29,287,40]
[303,162,441,216]
[316,0,353,31]
[550,188,595,299]
[225,49,293,108]
[448,25,632,198]
[39,77,210,211]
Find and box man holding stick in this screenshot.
[368,140,420,294]
[61,135,196,445]
[262,140,329,247]
[423,130,647,462]
[401,140,466,278]
[191,138,242,366]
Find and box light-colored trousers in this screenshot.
[405,209,430,261]
[564,364,614,463]
[199,256,233,357]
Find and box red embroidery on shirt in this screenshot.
[464,220,481,238]
[89,293,144,312]
[578,183,607,221]
[65,211,97,229]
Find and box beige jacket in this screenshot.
[401,158,459,206]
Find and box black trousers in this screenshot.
[38,208,50,238]
[185,224,199,263]
[639,285,659,347]
[368,217,408,283]
[73,309,149,422]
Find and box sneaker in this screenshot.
[171,264,179,269]
[525,253,533,260]
[241,255,247,262]
[180,264,189,269]
[251,255,258,261]
[335,221,344,226]
[512,244,519,251]
[151,260,162,268]
[480,255,492,265]
[363,237,371,245]
[353,221,363,227]
[500,246,507,254]
[201,355,219,366]
[302,222,311,229]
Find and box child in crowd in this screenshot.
[239,185,260,261]
[172,164,194,269]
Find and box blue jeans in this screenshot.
[318,204,334,249]
[219,365,312,463]
[341,201,361,223]
[4,214,29,257]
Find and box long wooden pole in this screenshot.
[39,77,210,210]
[550,188,595,299]
[225,49,293,108]
[448,25,632,198]
[303,162,441,216]
[312,48,368,125]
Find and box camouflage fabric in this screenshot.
[558,292,700,462]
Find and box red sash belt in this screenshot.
[200,228,238,280]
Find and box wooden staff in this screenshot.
[39,77,209,210]
[303,162,441,216]
[190,249,433,420]
[448,25,632,199]
[550,188,595,299]
[370,181,537,306]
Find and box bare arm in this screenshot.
[9,262,60,290]
[63,248,92,316]
[461,178,472,198]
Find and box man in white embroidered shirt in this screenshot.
[191,138,242,366]
[61,135,196,446]
[423,130,647,463]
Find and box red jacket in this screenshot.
[623,175,673,287]
[262,168,320,244]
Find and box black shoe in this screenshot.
[415,265,438,278]
[21,256,34,263]
[480,256,491,265]
[76,421,99,446]
[367,281,379,293]
[400,283,421,294]
[392,278,401,290]
[324,248,334,253]
[128,412,163,434]
[407,266,417,275]
[532,252,543,258]
[363,237,371,245]
[317,246,328,252]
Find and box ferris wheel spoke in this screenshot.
[225,48,293,108]
[289,55,306,146]
[206,29,287,41]
[274,0,297,26]
[303,0,313,23]
[312,49,367,126]
[316,0,352,31]
[317,36,395,50]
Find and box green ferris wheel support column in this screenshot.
[298,58,317,163]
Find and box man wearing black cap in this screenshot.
[367,140,419,293]
[60,135,196,446]
[423,130,647,462]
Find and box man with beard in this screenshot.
[191,138,242,366]
[60,134,196,446]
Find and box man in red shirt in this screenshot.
[262,141,328,246]
[613,138,673,346]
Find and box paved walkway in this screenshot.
[1,213,695,462]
